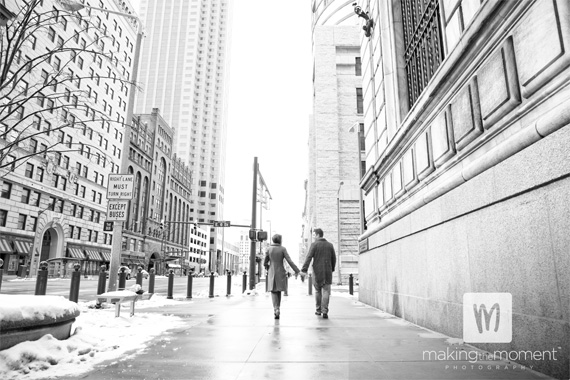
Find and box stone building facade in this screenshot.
[355,0,570,378]
[304,0,365,283]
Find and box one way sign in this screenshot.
[213,221,231,227]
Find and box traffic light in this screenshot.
[160,219,164,229]
[249,229,257,241]
[257,230,267,242]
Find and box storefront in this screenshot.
[0,236,33,276]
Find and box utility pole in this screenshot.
[249,157,258,290]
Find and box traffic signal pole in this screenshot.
[249,157,258,290]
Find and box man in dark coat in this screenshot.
[301,228,336,319]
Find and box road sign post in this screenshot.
[107,174,134,292]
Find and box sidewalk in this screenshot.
[64,280,552,380]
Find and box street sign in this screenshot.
[103,221,114,231]
[106,200,130,221]
[107,174,134,199]
[213,221,231,227]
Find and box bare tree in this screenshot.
[0,0,136,178]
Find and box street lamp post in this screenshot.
[60,1,144,291]
[337,181,344,285]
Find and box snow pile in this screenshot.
[0,300,185,380]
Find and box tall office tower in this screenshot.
[303,0,363,283]
[135,0,233,264]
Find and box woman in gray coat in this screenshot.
[264,234,300,319]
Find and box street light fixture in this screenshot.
[59,0,144,291]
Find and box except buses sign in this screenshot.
[107,174,134,200]
[106,174,133,222]
[106,200,129,221]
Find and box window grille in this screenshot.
[401,0,445,107]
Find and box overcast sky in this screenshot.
[224,2,313,257]
[131,1,313,260]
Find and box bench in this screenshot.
[97,291,154,317]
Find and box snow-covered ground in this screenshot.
[0,293,186,380]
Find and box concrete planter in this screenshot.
[0,295,80,350]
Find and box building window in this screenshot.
[1,182,12,199]
[0,210,7,227]
[401,0,445,107]
[355,57,362,76]
[21,188,31,204]
[17,214,27,230]
[29,216,38,232]
[356,88,363,114]
[36,167,44,182]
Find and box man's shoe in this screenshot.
[322,313,328,319]
[315,312,321,316]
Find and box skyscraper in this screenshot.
[135,0,233,264]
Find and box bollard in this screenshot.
[118,267,127,290]
[167,269,174,299]
[186,272,193,299]
[136,266,143,286]
[0,258,4,293]
[242,271,247,294]
[308,273,313,296]
[349,273,354,295]
[226,271,231,296]
[209,272,215,298]
[97,265,107,295]
[35,261,49,295]
[69,263,81,303]
[148,268,156,293]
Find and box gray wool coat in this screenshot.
[301,237,336,286]
[264,244,300,292]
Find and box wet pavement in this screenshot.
[67,280,553,380]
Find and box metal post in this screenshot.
[69,263,81,303]
[167,269,174,299]
[349,273,354,295]
[148,268,155,293]
[135,266,143,286]
[209,272,215,298]
[186,272,193,299]
[118,267,127,290]
[226,271,231,296]
[249,157,258,290]
[35,261,48,295]
[308,273,313,296]
[0,258,4,293]
[97,265,107,295]
[242,271,247,293]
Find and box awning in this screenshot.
[85,250,101,260]
[0,237,12,254]
[13,239,32,255]
[167,264,181,268]
[100,250,111,261]
[67,247,85,259]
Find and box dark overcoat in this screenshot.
[301,238,336,286]
[264,244,300,292]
